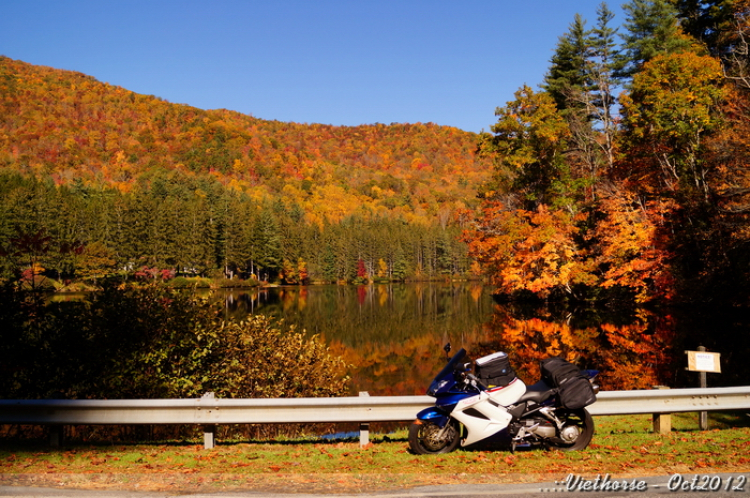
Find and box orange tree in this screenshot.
[463,202,596,299]
[463,195,676,303]
[587,191,676,303]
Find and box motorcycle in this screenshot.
[409,345,599,455]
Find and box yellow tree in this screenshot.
[620,50,728,201]
[464,202,596,298]
[478,85,577,212]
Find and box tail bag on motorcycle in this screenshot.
[540,357,596,410]
[475,351,516,388]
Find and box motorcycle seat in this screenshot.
[517,379,556,403]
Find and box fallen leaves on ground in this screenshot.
[2,416,750,494]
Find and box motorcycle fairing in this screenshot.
[434,393,474,412]
[486,377,526,405]
[415,407,450,427]
[451,390,516,447]
[415,388,479,424]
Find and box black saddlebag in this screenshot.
[475,351,516,388]
[540,357,596,410]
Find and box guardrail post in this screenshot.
[652,413,671,434]
[201,392,217,449]
[698,346,709,430]
[203,425,216,449]
[359,392,370,447]
[49,425,64,447]
[652,385,671,434]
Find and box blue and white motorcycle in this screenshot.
[409,345,599,455]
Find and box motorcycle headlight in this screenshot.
[428,380,450,396]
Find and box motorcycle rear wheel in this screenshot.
[549,408,594,452]
[408,419,461,454]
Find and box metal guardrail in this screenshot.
[589,386,750,416]
[2,387,749,448]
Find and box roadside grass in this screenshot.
[2,412,750,493]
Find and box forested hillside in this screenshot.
[0,57,491,284]
[4,0,750,306]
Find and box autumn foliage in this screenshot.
[463,203,593,298]
[0,56,488,222]
[0,56,490,283]
[465,0,750,306]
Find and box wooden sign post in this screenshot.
[685,346,721,430]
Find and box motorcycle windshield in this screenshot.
[428,348,466,390]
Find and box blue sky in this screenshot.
[1,1,622,133]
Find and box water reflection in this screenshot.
[209,283,495,395]
[213,283,494,348]
[474,307,675,391]
[209,285,749,395]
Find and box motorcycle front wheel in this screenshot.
[408,419,461,455]
[549,408,594,452]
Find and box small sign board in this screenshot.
[686,350,721,373]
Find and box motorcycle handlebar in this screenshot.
[465,373,488,391]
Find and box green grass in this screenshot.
[1,412,750,493]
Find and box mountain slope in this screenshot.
[0,56,490,224]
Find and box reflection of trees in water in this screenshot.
[249,283,497,395]
[208,286,750,395]
[478,306,750,392]
[345,304,681,395]
[221,288,271,314]
[212,283,495,347]
[476,307,676,391]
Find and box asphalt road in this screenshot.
[1,472,749,497]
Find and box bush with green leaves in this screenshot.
[0,282,350,400]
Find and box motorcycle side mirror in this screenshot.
[443,343,452,359]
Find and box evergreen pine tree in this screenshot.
[544,13,591,113]
[251,207,281,281]
[674,0,735,56]
[322,244,337,282]
[392,244,408,281]
[617,0,693,80]
[543,4,621,179]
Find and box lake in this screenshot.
[210,283,750,396]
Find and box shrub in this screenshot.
[0,283,350,400]
[215,318,349,399]
[170,276,212,289]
